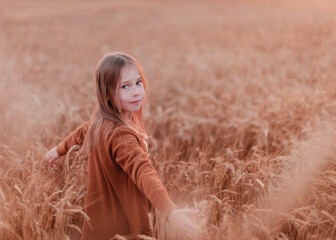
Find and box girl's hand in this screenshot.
[167,208,209,240]
[46,146,60,167]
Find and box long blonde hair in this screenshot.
[84,52,147,152]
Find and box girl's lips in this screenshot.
[131,100,142,104]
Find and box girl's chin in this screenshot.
[123,108,141,115]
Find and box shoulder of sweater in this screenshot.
[107,124,140,143]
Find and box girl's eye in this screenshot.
[136,80,142,86]
[121,85,128,89]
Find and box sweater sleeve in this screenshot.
[56,121,90,156]
[111,126,176,218]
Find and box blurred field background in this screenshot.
[1,0,336,239]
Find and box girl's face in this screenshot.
[118,65,144,120]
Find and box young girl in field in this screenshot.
[46,52,207,240]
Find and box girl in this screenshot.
[46,52,207,240]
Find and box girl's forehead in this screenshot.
[120,65,141,83]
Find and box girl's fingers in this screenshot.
[45,147,59,168]
[187,223,209,240]
[183,220,199,239]
[168,207,208,240]
[186,222,197,231]
[47,158,53,167]
[184,209,199,216]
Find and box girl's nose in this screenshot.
[132,87,140,97]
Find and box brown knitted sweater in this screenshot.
[57,121,176,240]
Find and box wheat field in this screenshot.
[1,0,336,239]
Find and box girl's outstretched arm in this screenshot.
[111,126,209,239]
[56,121,90,156]
[45,121,89,166]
